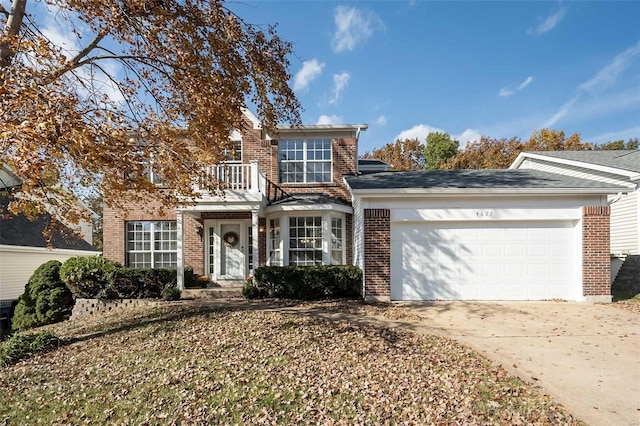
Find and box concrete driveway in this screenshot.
[400,301,639,426]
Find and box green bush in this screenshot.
[12,261,74,332]
[60,257,119,298]
[161,286,181,301]
[0,331,60,367]
[245,265,362,300]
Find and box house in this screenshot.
[510,150,640,288]
[101,111,625,302]
[103,110,367,287]
[0,166,101,303]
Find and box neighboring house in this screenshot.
[0,165,101,302]
[510,150,640,284]
[102,111,624,302]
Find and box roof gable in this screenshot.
[511,150,640,178]
[0,195,97,251]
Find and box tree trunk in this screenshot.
[0,0,27,69]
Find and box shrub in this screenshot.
[162,286,181,301]
[108,267,177,299]
[245,265,362,300]
[12,260,74,332]
[60,257,119,298]
[0,331,60,367]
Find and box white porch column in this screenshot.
[250,161,259,192]
[176,210,184,290]
[251,210,259,276]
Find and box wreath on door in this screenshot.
[222,231,239,248]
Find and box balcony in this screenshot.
[191,162,263,206]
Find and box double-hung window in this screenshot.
[126,221,177,268]
[289,216,323,266]
[279,139,332,183]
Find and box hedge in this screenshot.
[243,265,362,300]
[60,257,181,300]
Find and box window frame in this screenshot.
[266,212,346,267]
[126,221,177,268]
[278,139,332,184]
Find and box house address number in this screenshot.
[475,210,495,218]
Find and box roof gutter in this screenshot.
[350,187,630,197]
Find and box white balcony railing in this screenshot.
[194,162,259,193]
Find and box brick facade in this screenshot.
[363,209,391,301]
[582,206,611,301]
[102,114,360,284]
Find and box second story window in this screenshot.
[279,139,332,183]
[223,139,242,163]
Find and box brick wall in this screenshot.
[582,206,611,298]
[260,137,357,203]
[103,194,176,265]
[363,209,391,300]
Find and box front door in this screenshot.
[219,223,245,279]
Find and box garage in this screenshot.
[390,220,579,301]
[346,169,626,303]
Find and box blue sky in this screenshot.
[231,1,640,154]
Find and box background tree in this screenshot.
[361,138,426,170]
[595,138,639,150]
[424,132,459,170]
[1,0,300,238]
[443,129,591,170]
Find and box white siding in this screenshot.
[518,158,638,254]
[519,158,635,188]
[0,246,100,300]
[610,191,638,254]
[351,196,364,272]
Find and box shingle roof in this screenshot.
[0,194,98,250]
[345,169,628,191]
[527,150,640,173]
[269,193,351,207]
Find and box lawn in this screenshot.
[1,302,581,425]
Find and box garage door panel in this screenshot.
[391,221,578,301]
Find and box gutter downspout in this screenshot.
[607,192,623,205]
[355,126,363,174]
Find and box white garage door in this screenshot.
[391,221,579,301]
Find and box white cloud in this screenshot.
[518,75,534,90]
[376,115,387,126]
[528,7,567,35]
[543,41,640,127]
[578,41,640,92]
[456,129,482,147]
[499,75,534,97]
[499,88,514,98]
[293,59,325,91]
[329,72,351,105]
[332,6,384,53]
[394,124,444,141]
[316,114,343,125]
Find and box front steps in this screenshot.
[181,286,243,299]
[612,255,640,297]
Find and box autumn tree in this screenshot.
[595,138,639,150]
[424,132,458,170]
[443,129,592,170]
[361,138,426,170]
[1,0,300,236]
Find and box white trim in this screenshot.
[177,212,184,290]
[0,245,100,255]
[241,108,262,130]
[349,187,627,196]
[265,203,353,214]
[510,152,640,181]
